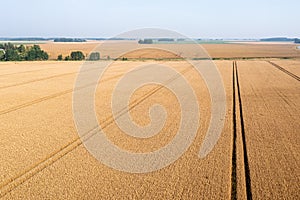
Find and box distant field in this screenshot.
[153,40,228,44]
[1,40,298,60]
[35,41,300,60]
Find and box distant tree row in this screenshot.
[0,43,103,62]
[260,37,295,42]
[138,39,153,44]
[64,52,85,60]
[295,38,300,44]
[54,38,86,42]
[57,52,101,61]
[58,51,85,61]
[0,43,48,61]
[158,38,174,42]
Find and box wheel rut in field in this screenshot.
[231,61,237,200]
[0,61,96,77]
[0,73,123,116]
[0,66,103,90]
[232,61,252,200]
[267,61,300,82]
[0,68,56,77]
[233,61,252,200]
[0,62,168,116]
[0,66,192,198]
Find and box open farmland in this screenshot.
[0,53,299,199]
[38,41,300,60]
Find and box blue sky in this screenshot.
[2,0,299,38]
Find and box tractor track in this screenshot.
[231,60,298,199]
[0,61,97,77]
[0,66,104,90]
[0,67,59,77]
[267,61,300,82]
[233,61,252,200]
[0,73,122,116]
[0,63,157,116]
[231,61,237,200]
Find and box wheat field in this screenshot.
[0,44,299,199]
[38,41,300,60]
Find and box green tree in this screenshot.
[26,45,48,61]
[0,43,49,61]
[6,43,16,50]
[18,45,26,60]
[0,49,5,60]
[17,44,26,53]
[64,55,71,61]
[6,49,21,61]
[57,54,63,60]
[70,51,85,60]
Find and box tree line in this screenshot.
[54,38,86,42]
[57,52,100,61]
[0,43,48,61]
[138,39,153,44]
[0,43,102,61]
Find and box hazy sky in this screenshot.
[2,0,299,38]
